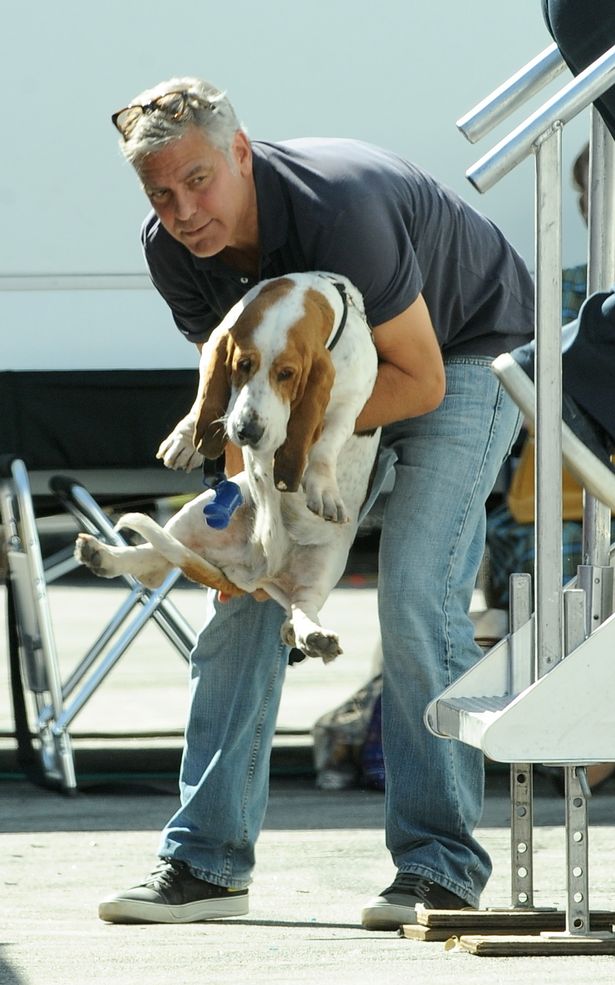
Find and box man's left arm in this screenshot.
[355,292,446,432]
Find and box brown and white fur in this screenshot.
[75,272,380,662]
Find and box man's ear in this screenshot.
[273,351,335,492]
[193,330,232,460]
[233,129,253,177]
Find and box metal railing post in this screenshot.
[534,127,564,677]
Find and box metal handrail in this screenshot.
[457,43,566,144]
[467,42,615,192]
[456,34,615,944]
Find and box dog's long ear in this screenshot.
[193,328,232,460]
[273,350,335,492]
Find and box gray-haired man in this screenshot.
[99,77,532,928]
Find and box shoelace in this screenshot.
[142,859,186,890]
[384,873,434,898]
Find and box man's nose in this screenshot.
[175,189,197,222]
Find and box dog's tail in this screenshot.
[116,512,244,597]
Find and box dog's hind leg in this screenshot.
[281,601,342,664]
[75,533,173,588]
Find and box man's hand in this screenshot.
[218,588,270,604]
[156,413,204,471]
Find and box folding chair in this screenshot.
[1,455,197,793]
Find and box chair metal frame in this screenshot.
[1,456,196,793]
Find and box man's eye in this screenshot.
[148,189,169,202]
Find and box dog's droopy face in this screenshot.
[193,277,337,490]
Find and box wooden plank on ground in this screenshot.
[401,908,615,942]
[457,933,615,956]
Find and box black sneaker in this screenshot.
[361,872,471,931]
[98,859,249,924]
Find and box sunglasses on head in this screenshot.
[111,89,216,140]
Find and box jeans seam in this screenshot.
[442,380,504,668]
[221,639,287,880]
[442,379,505,852]
[444,355,495,368]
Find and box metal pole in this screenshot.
[509,573,534,909]
[457,44,565,144]
[534,128,564,677]
[468,44,615,193]
[10,461,77,790]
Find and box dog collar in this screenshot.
[324,280,349,352]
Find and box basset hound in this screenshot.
[75,272,381,662]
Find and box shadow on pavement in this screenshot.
[2,770,615,835]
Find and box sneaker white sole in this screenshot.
[98,893,249,924]
[361,898,419,931]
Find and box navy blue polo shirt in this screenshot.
[141,137,534,356]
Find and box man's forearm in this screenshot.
[355,362,445,432]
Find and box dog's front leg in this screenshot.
[302,413,355,523]
[156,409,204,471]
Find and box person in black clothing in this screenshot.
[542,0,615,140]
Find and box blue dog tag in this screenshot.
[203,479,243,529]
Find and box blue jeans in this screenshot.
[160,357,521,905]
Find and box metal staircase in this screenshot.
[412,40,615,955]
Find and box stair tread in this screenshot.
[440,694,513,713]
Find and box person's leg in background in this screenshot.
[362,357,521,930]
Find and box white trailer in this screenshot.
[2,0,589,372]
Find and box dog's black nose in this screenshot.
[235,419,265,447]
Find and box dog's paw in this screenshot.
[74,534,117,578]
[280,620,296,647]
[156,424,204,472]
[297,629,342,664]
[303,481,350,524]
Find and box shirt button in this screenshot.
[240,276,249,284]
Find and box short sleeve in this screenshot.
[315,192,423,326]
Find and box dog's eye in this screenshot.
[277,368,294,382]
[237,357,252,374]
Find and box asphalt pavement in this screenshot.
[2,569,615,983]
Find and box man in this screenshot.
[100,77,532,928]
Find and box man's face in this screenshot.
[137,127,255,257]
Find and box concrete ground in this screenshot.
[3,773,615,985]
[2,568,615,983]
